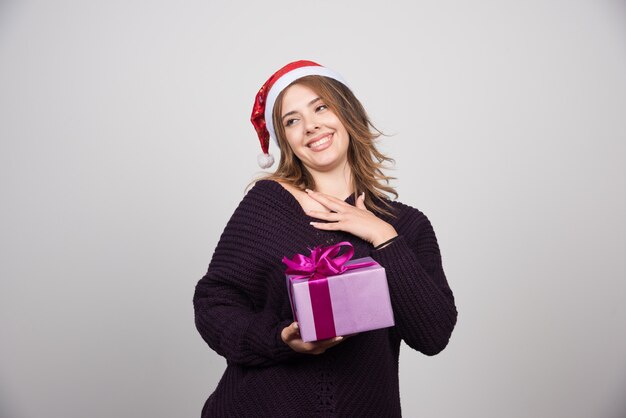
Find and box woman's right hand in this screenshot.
[281,322,345,355]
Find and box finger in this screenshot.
[308,336,344,351]
[306,210,342,221]
[305,189,347,212]
[299,335,346,354]
[283,322,300,341]
[355,192,367,210]
[309,221,341,231]
[304,189,346,203]
[319,336,345,349]
[322,336,344,345]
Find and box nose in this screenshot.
[304,114,320,134]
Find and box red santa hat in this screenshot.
[250,60,348,168]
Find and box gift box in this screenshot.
[283,241,395,343]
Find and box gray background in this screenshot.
[1,1,625,417]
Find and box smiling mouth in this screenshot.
[307,133,333,149]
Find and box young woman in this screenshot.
[193,60,457,417]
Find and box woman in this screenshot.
[193,60,457,417]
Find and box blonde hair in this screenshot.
[258,75,397,216]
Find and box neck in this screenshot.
[308,161,354,200]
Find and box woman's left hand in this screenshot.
[305,189,398,247]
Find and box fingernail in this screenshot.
[334,336,344,342]
[305,189,312,193]
[361,192,365,199]
[309,221,317,225]
[294,323,299,329]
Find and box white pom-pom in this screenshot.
[257,153,275,169]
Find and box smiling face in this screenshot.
[278,83,350,174]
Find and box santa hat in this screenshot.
[250,60,348,168]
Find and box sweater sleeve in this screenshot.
[370,210,457,355]
[193,184,303,367]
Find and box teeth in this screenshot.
[309,135,331,148]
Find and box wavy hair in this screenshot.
[258,75,397,216]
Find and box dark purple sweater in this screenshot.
[193,180,457,417]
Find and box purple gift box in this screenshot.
[283,242,395,343]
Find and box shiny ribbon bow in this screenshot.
[282,241,364,280]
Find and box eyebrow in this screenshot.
[281,97,322,120]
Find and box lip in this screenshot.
[306,132,333,148]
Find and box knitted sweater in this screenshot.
[193,180,457,417]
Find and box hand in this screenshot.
[281,322,346,355]
[305,190,398,247]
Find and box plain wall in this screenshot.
[1,1,625,417]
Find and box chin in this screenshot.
[308,159,344,172]
[298,148,348,171]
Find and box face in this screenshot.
[279,83,350,173]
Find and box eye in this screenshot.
[284,118,298,127]
[316,104,328,112]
